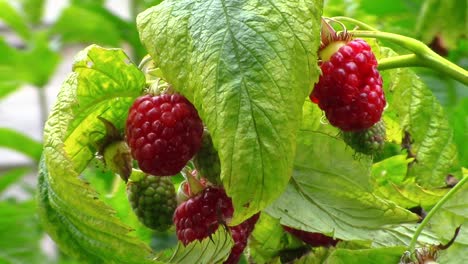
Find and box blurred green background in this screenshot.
[0,0,466,263]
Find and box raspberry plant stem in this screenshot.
[377,54,423,71]
[138,54,152,70]
[350,30,468,85]
[408,175,468,254]
[38,87,48,129]
[110,174,122,196]
[331,16,379,31]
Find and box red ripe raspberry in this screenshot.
[174,184,260,263]
[311,38,386,131]
[283,226,339,247]
[173,187,234,245]
[224,213,260,264]
[125,93,204,176]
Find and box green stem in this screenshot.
[37,87,48,129]
[129,0,138,20]
[110,174,123,196]
[138,55,152,70]
[351,30,433,55]
[351,30,468,85]
[408,175,468,252]
[331,16,379,31]
[377,54,424,71]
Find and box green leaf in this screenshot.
[0,0,31,39]
[372,154,412,185]
[17,0,45,24]
[0,39,22,97]
[38,45,155,263]
[266,129,419,242]
[0,167,32,193]
[374,180,447,209]
[293,246,406,264]
[324,247,406,264]
[293,247,331,264]
[0,34,60,89]
[449,99,468,167]
[0,128,42,162]
[379,47,461,187]
[52,5,121,46]
[135,0,165,13]
[249,214,303,264]
[438,243,468,264]
[323,0,424,37]
[137,0,322,224]
[429,169,468,245]
[71,0,105,6]
[0,81,20,99]
[155,228,233,264]
[372,155,447,209]
[97,171,154,244]
[0,201,45,263]
[369,223,439,247]
[416,0,467,48]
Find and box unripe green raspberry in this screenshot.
[193,130,221,185]
[343,120,386,155]
[126,175,177,231]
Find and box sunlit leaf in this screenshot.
[266,130,419,242]
[138,0,323,224]
[372,155,447,209]
[38,45,155,263]
[325,247,406,263]
[378,47,461,187]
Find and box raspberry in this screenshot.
[224,213,260,264]
[127,175,177,231]
[311,38,386,131]
[343,120,386,155]
[283,226,339,247]
[193,130,221,185]
[125,93,204,176]
[173,187,234,245]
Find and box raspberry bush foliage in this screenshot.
[37,0,468,263]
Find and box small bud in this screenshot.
[103,141,132,182]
